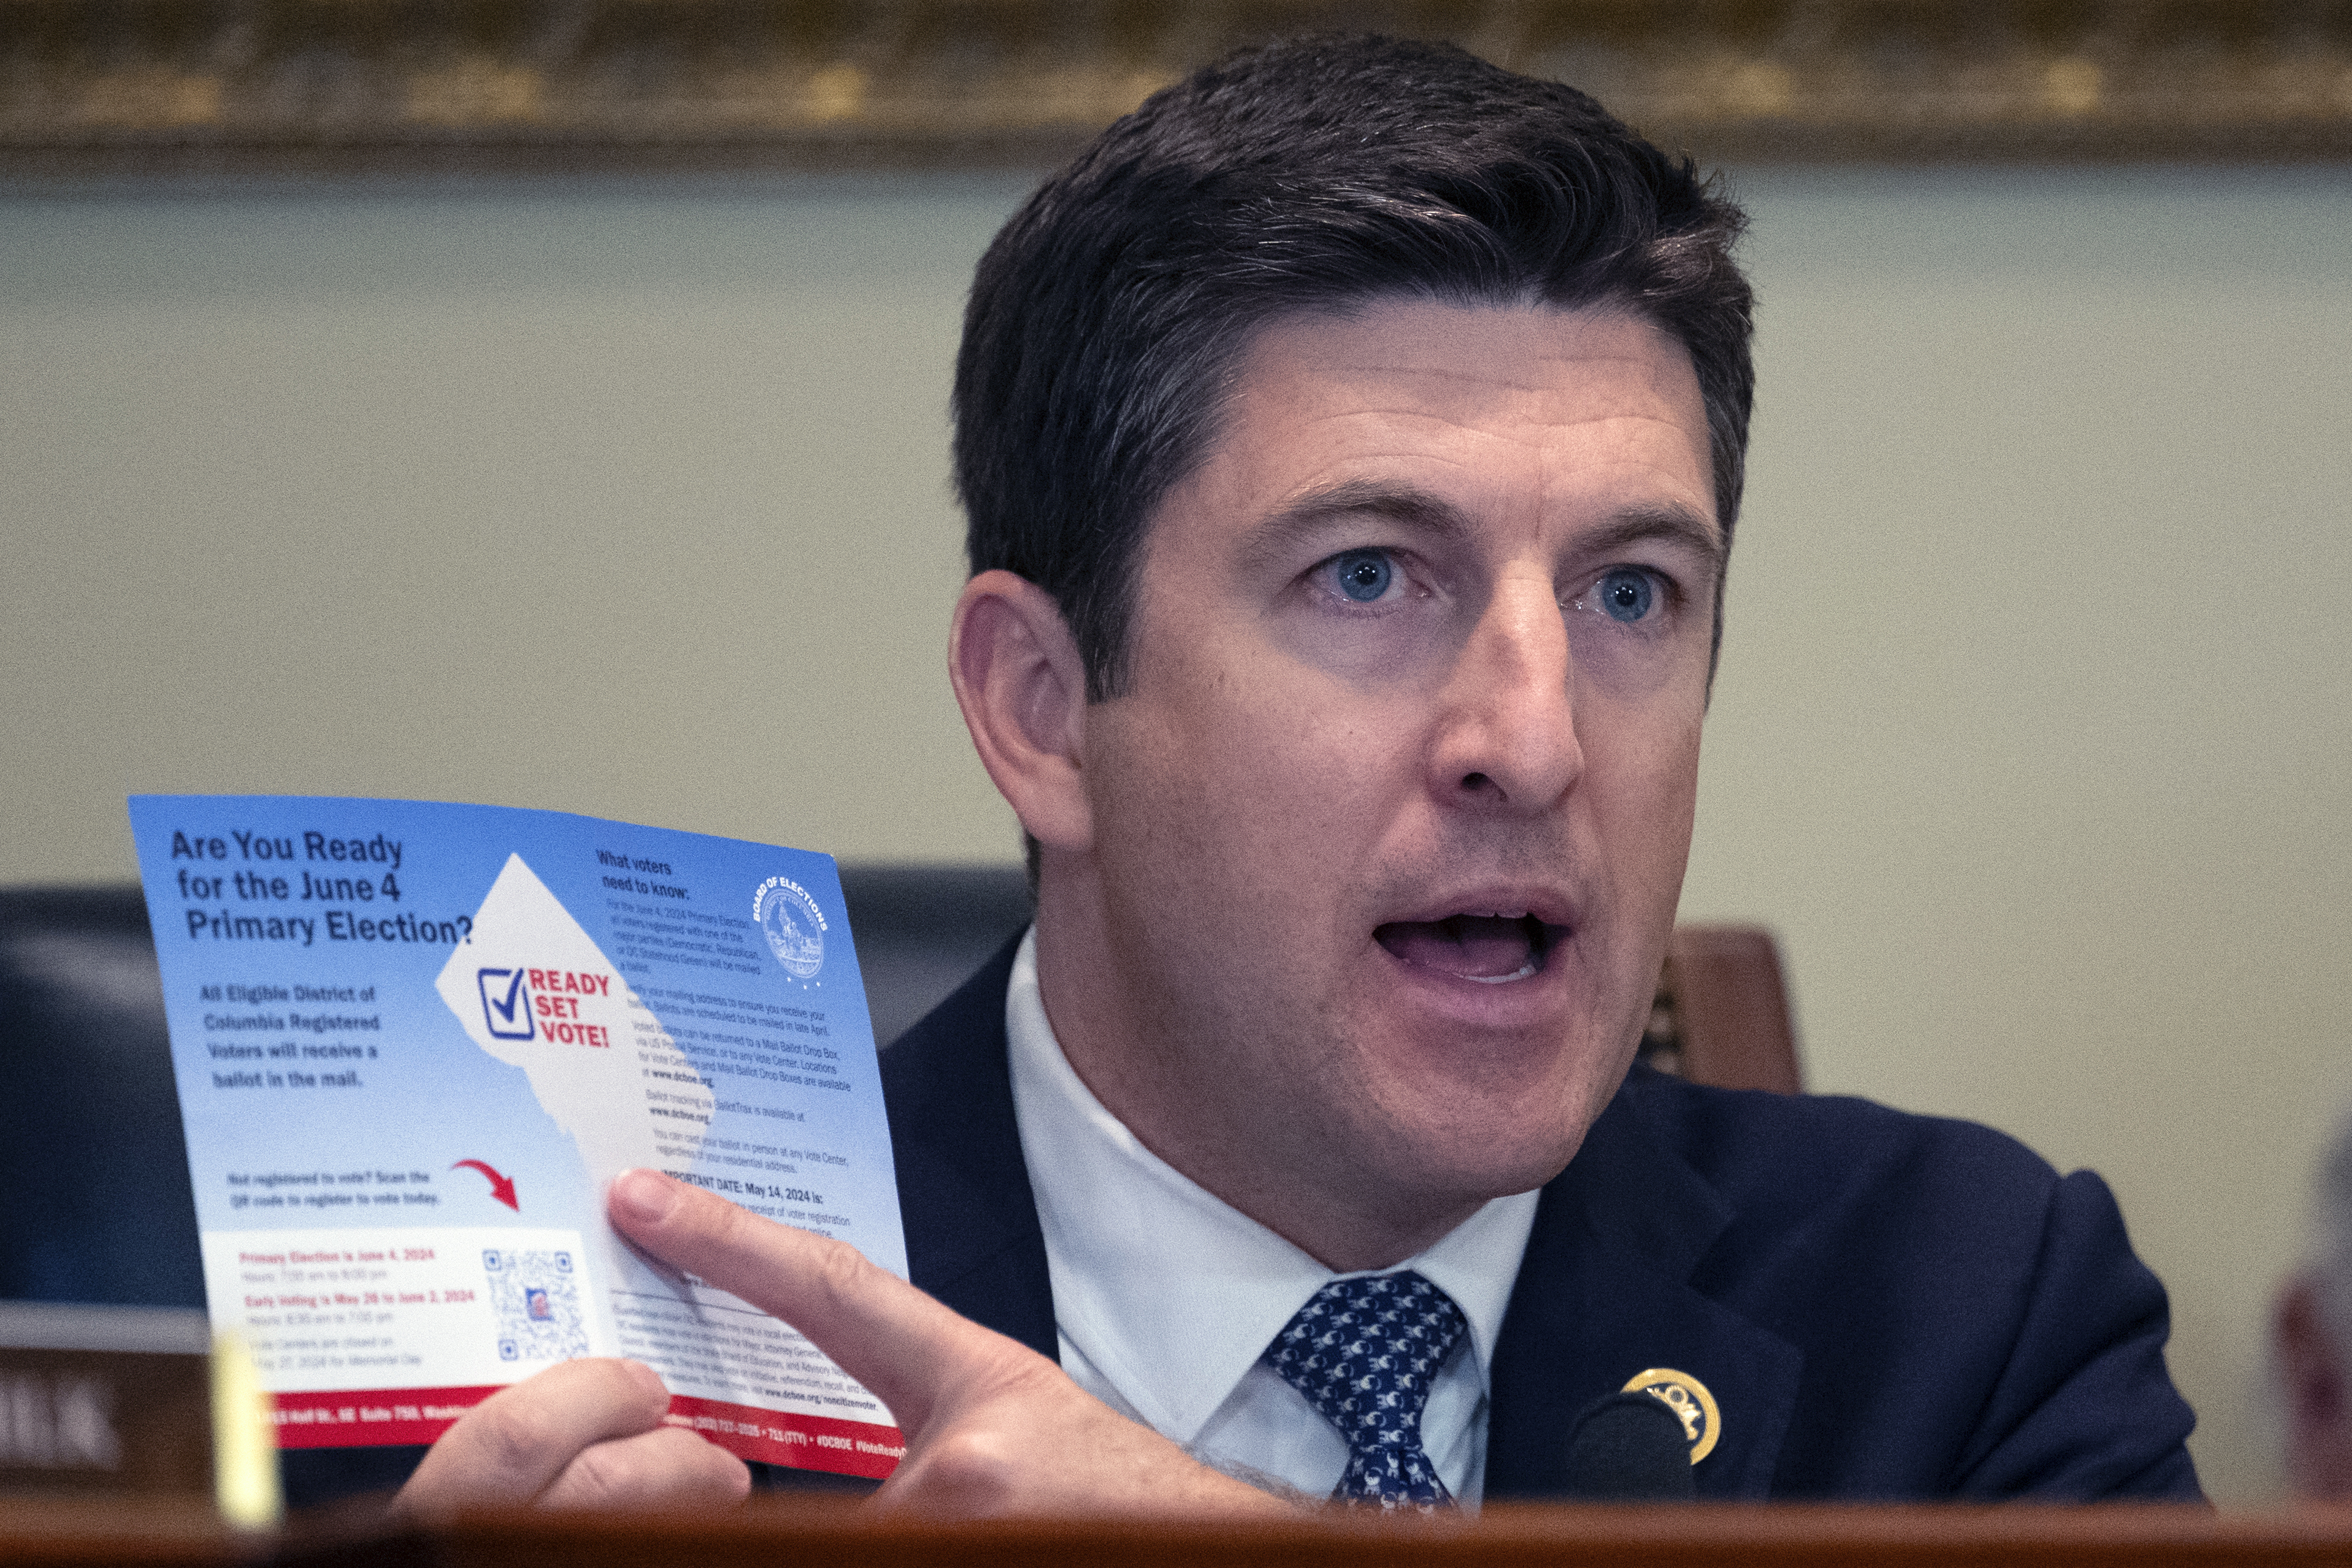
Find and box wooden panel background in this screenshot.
[13,1495,2352,1568]
[4,0,2350,179]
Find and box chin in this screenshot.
[1374,1066,1625,1203]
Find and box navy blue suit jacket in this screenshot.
[883,938,2202,1501]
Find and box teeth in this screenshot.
[1466,961,1540,985]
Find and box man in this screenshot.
[2276,1112,2352,1498]
[398,35,2200,1515]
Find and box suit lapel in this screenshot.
[879,933,1060,1362]
[1486,1072,1802,1499]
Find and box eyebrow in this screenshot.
[1236,480,1471,574]
[1577,503,1727,574]
[1238,479,1726,576]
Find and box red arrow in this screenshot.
[451,1159,518,1211]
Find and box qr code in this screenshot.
[481,1248,589,1365]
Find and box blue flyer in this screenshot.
[126,795,909,1479]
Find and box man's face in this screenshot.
[1055,298,1721,1267]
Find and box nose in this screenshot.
[1427,568,1584,811]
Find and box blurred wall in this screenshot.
[1679,168,2352,1505]
[4,167,2348,1501]
[2,180,1024,868]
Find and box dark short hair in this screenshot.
[954,32,1755,701]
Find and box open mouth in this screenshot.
[1374,914,1561,984]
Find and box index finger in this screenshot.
[608,1167,1004,1433]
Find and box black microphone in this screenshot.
[1560,1390,1698,1501]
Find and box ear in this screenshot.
[2276,1273,2352,1499]
[948,570,1094,857]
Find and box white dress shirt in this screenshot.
[1002,929,1540,1506]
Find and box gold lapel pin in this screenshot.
[1620,1367,1720,1464]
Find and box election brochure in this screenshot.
[126,795,910,1479]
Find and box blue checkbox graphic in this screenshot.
[477,968,535,1041]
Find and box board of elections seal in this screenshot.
[751,876,827,981]
[1620,1367,1719,1464]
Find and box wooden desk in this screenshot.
[0,1495,259,1567]
[8,1495,2352,1568]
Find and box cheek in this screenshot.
[1583,695,1705,901]
[1133,640,1404,814]
[1564,605,1716,705]
[1088,663,1415,959]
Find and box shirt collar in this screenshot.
[1002,927,1539,1446]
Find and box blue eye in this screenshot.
[1331,550,1393,603]
[1596,568,1655,623]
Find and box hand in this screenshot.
[394,1356,750,1517]
[608,1167,1293,1519]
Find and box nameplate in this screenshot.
[0,1303,212,1498]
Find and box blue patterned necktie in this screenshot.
[1263,1270,1469,1510]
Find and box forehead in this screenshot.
[1162,298,1717,550]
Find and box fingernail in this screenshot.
[610,1168,678,1225]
